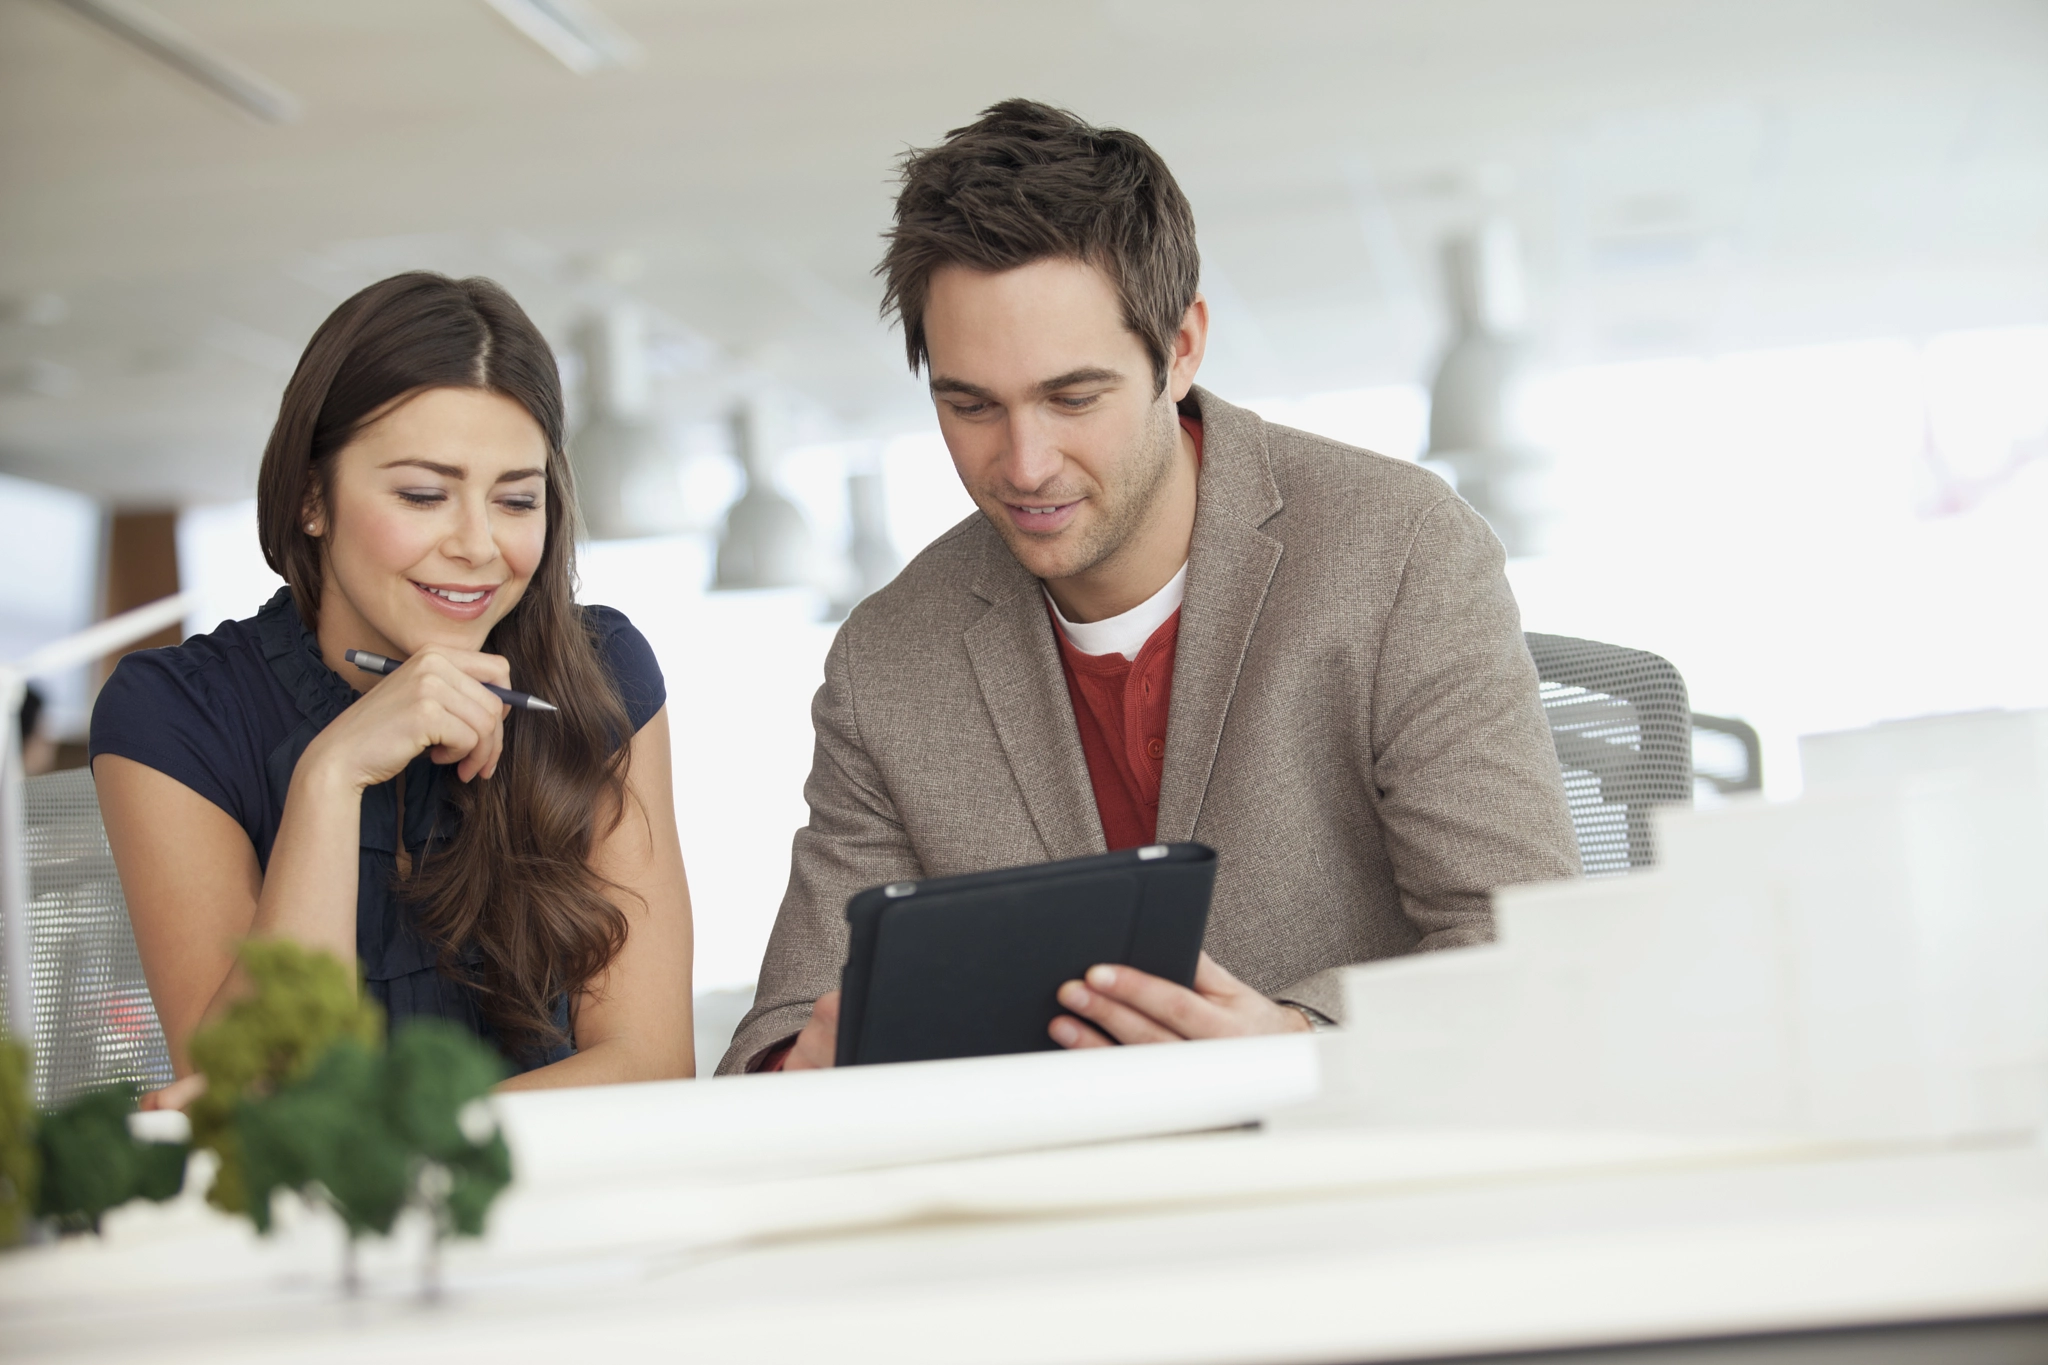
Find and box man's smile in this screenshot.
[1000,497,1083,535]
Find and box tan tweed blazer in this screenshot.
[717,387,1578,1073]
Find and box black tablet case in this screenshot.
[833,843,1216,1067]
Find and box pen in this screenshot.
[343,648,559,713]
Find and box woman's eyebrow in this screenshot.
[376,460,544,483]
[380,458,465,478]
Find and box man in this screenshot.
[719,100,1577,1073]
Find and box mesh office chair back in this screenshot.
[1,767,173,1107]
[1525,633,1692,875]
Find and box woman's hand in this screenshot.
[312,646,514,791]
[139,1073,208,1112]
[222,647,514,974]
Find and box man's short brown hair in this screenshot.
[877,99,1200,395]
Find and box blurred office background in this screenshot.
[2,0,2043,992]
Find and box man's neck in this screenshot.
[1043,420,1199,624]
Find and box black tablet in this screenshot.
[834,843,1217,1067]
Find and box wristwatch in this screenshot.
[1282,1002,1336,1034]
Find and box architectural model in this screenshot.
[1332,709,2048,1142]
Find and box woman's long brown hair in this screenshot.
[256,272,633,1061]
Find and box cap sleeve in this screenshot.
[88,646,262,834]
[581,605,666,737]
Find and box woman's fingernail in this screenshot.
[1087,965,1117,989]
[1059,981,1089,1008]
[1051,1018,1075,1044]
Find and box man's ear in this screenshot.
[1167,293,1209,404]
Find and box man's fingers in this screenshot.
[1057,978,1183,1044]
[1191,950,1250,1001]
[1048,1014,1114,1049]
[1082,963,1228,1037]
[784,991,840,1070]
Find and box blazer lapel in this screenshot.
[1157,389,1286,844]
[963,533,1106,861]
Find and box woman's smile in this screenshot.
[411,578,501,621]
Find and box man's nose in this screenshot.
[999,411,1064,493]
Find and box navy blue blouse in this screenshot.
[89,587,666,1073]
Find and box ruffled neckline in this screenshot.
[251,587,358,728]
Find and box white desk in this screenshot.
[5,1119,2045,1364]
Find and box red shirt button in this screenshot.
[1146,737,1165,759]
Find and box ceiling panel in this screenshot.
[2,0,2044,504]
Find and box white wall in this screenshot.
[0,472,101,738]
[177,500,287,638]
[1505,325,2048,796]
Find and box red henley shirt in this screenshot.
[1050,416,1202,850]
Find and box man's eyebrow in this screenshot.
[1036,367,1123,395]
[928,368,1126,402]
[928,374,996,401]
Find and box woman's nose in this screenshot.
[443,499,498,565]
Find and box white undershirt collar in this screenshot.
[1045,563,1188,661]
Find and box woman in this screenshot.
[91,272,694,1096]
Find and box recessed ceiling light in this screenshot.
[0,360,82,400]
[52,0,301,124]
[480,0,640,75]
[0,293,69,327]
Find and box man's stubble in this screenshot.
[982,398,1181,590]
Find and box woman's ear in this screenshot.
[301,495,325,538]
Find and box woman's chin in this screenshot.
[383,612,494,657]
[409,626,495,655]
[404,600,517,649]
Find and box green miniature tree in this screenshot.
[0,1035,35,1247]
[31,1085,186,1234]
[239,1037,408,1277]
[379,1018,513,1248]
[186,939,383,1213]
[238,1017,511,1295]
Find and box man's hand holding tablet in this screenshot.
[770,843,1322,1069]
[779,952,1308,1071]
[781,991,840,1070]
[1049,953,1314,1048]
